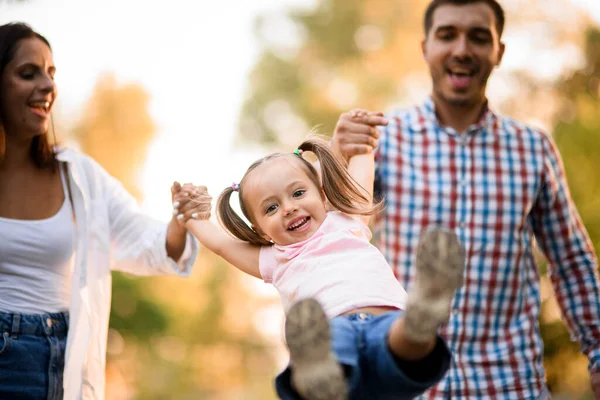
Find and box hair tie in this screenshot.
[231,182,240,192]
[293,149,303,157]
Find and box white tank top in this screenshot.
[0,165,75,314]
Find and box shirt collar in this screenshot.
[411,96,498,139]
[54,146,77,163]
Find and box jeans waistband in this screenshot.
[340,309,403,323]
[344,312,376,322]
[0,311,69,337]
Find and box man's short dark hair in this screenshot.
[424,0,505,38]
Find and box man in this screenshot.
[332,0,600,398]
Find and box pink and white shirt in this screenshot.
[259,211,407,318]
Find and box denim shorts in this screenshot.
[0,311,69,400]
[276,310,451,400]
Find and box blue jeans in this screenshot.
[276,311,451,400]
[0,311,69,400]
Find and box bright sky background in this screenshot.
[0,0,317,221]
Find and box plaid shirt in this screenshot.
[374,97,600,399]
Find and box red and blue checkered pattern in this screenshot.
[374,97,600,399]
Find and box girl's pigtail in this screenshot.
[216,187,271,246]
[299,137,382,216]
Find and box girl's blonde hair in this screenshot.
[217,136,383,246]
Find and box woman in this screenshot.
[0,22,207,399]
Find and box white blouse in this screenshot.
[55,148,198,400]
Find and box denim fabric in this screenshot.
[0,311,68,400]
[276,310,451,400]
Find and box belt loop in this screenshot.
[11,313,21,338]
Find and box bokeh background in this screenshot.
[2,0,599,398]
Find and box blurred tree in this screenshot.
[238,0,430,147]
[105,251,281,400]
[539,27,600,399]
[73,74,279,399]
[72,73,168,340]
[237,0,592,147]
[73,73,155,200]
[553,28,600,250]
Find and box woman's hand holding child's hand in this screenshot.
[171,181,212,226]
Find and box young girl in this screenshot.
[184,134,465,400]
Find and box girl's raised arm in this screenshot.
[347,152,375,226]
[186,219,262,279]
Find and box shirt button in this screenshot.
[460,179,467,187]
[459,221,465,229]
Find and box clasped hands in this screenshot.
[170,181,212,226]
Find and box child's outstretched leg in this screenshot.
[387,227,465,362]
[285,298,347,400]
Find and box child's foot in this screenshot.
[285,298,347,400]
[404,227,466,343]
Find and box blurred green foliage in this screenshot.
[541,28,600,397]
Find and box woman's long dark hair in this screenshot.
[0,22,56,169]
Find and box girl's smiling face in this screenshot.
[243,156,327,246]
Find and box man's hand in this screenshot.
[332,108,388,161]
[592,370,600,399]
